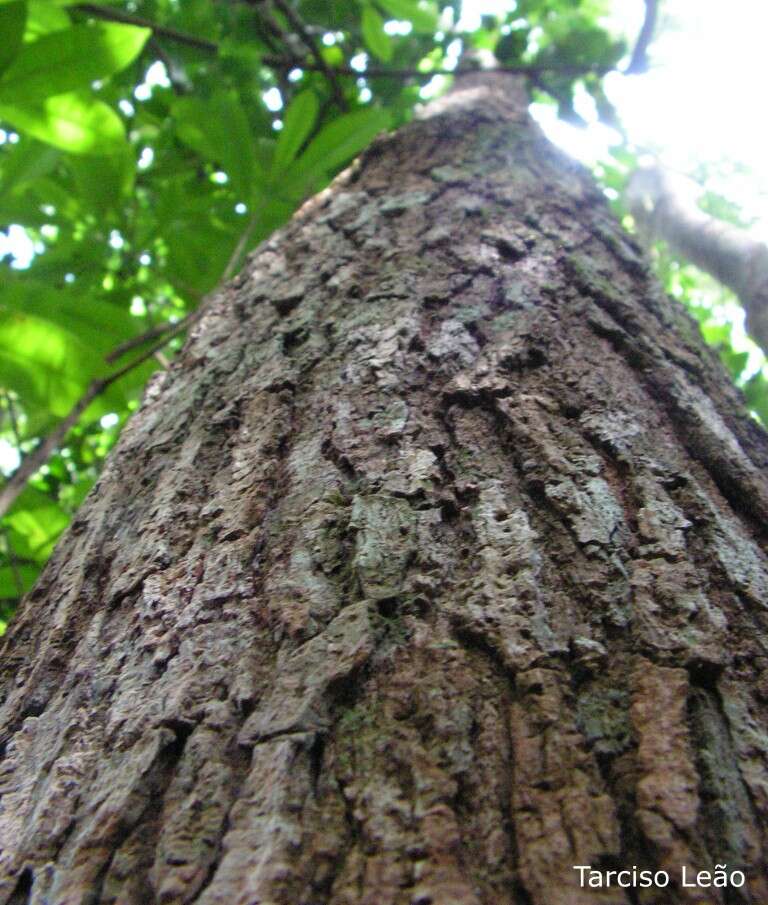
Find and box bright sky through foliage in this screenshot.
[610,0,768,234]
[527,0,768,235]
[511,0,767,379]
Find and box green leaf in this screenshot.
[0,91,126,154]
[361,5,392,61]
[1,279,139,351]
[725,350,749,378]
[376,0,438,33]
[24,0,69,40]
[288,107,389,193]
[68,146,135,214]
[219,35,266,67]
[0,309,128,422]
[0,195,50,227]
[0,22,150,103]
[701,323,731,346]
[240,194,296,254]
[4,486,69,562]
[271,90,319,175]
[0,1,26,77]
[744,371,768,425]
[0,136,59,193]
[61,475,95,511]
[173,90,258,197]
[164,218,239,294]
[0,564,39,598]
[320,43,344,66]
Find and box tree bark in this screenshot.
[628,164,768,357]
[2,73,768,905]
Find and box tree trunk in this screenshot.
[2,73,768,905]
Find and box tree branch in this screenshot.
[72,4,218,52]
[104,314,189,364]
[624,0,658,74]
[628,164,768,358]
[270,0,348,109]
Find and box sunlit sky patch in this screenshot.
[460,0,767,374]
[0,439,19,473]
[0,223,38,269]
[520,0,768,237]
[133,59,171,101]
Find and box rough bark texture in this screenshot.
[2,73,768,905]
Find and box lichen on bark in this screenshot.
[1,72,768,905]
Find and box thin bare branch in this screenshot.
[624,0,658,74]
[221,214,261,284]
[271,0,348,109]
[105,313,193,364]
[72,4,218,51]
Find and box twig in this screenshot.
[624,0,658,74]
[72,4,218,51]
[223,215,260,284]
[0,322,196,520]
[271,0,348,110]
[105,314,193,364]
